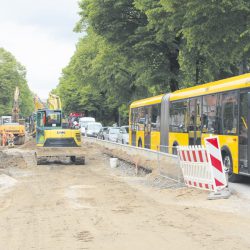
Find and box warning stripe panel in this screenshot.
[187,151,191,162]
[215,178,224,187]
[184,179,214,191]
[206,138,219,149]
[192,151,197,162]
[178,149,209,163]
[210,155,223,173]
[205,136,227,190]
[198,150,204,162]
[206,143,222,162]
[205,152,209,162]
[182,151,186,161]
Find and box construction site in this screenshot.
[0,129,250,250]
[1,2,250,248]
[0,80,250,250]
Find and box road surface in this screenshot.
[0,141,250,250]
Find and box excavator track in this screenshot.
[36,147,85,165]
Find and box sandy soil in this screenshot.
[0,141,250,250]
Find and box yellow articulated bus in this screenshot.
[129,73,250,182]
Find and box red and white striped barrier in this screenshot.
[205,137,227,191]
[178,137,227,192]
[178,145,214,191]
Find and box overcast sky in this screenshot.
[0,0,80,98]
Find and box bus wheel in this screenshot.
[222,151,241,183]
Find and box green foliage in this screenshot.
[0,48,34,117]
[162,0,250,84]
[57,0,250,124]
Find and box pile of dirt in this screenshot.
[0,150,28,169]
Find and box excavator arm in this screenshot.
[47,93,62,110]
[12,86,20,123]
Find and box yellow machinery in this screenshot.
[0,87,25,145]
[12,86,20,123]
[35,93,85,165]
[47,93,62,110]
[0,116,25,145]
[29,95,45,136]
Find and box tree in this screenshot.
[162,0,250,84]
[77,0,181,92]
[0,48,34,117]
[57,0,250,124]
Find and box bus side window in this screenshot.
[188,98,196,131]
[220,91,238,135]
[145,106,152,126]
[239,92,248,144]
[202,94,218,133]
[138,107,145,131]
[131,108,137,131]
[156,104,161,131]
[151,104,160,131]
[196,98,202,129]
[170,101,187,132]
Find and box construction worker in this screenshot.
[7,133,14,148]
[2,130,7,146]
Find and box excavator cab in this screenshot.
[36,109,81,147]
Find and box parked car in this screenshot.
[105,127,120,142]
[85,122,102,137]
[117,126,129,144]
[79,117,95,135]
[97,127,109,140]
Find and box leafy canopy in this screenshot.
[57,0,250,124]
[0,48,34,117]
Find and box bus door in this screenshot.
[131,108,137,146]
[188,98,202,145]
[132,130,137,146]
[144,106,151,149]
[239,91,250,174]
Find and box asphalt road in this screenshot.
[230,177,250,200]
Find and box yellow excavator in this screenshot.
[29,95,45,137]
[35,92,85,165]
[0,87,25,145]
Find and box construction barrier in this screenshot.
[178,137,227,193]
[178,145,214,191]
[204,137,227,191]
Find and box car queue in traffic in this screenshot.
[76,116,129,144]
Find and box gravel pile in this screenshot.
[116,160,150,177]
[145,174,185,189]
[107,156,184,189]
